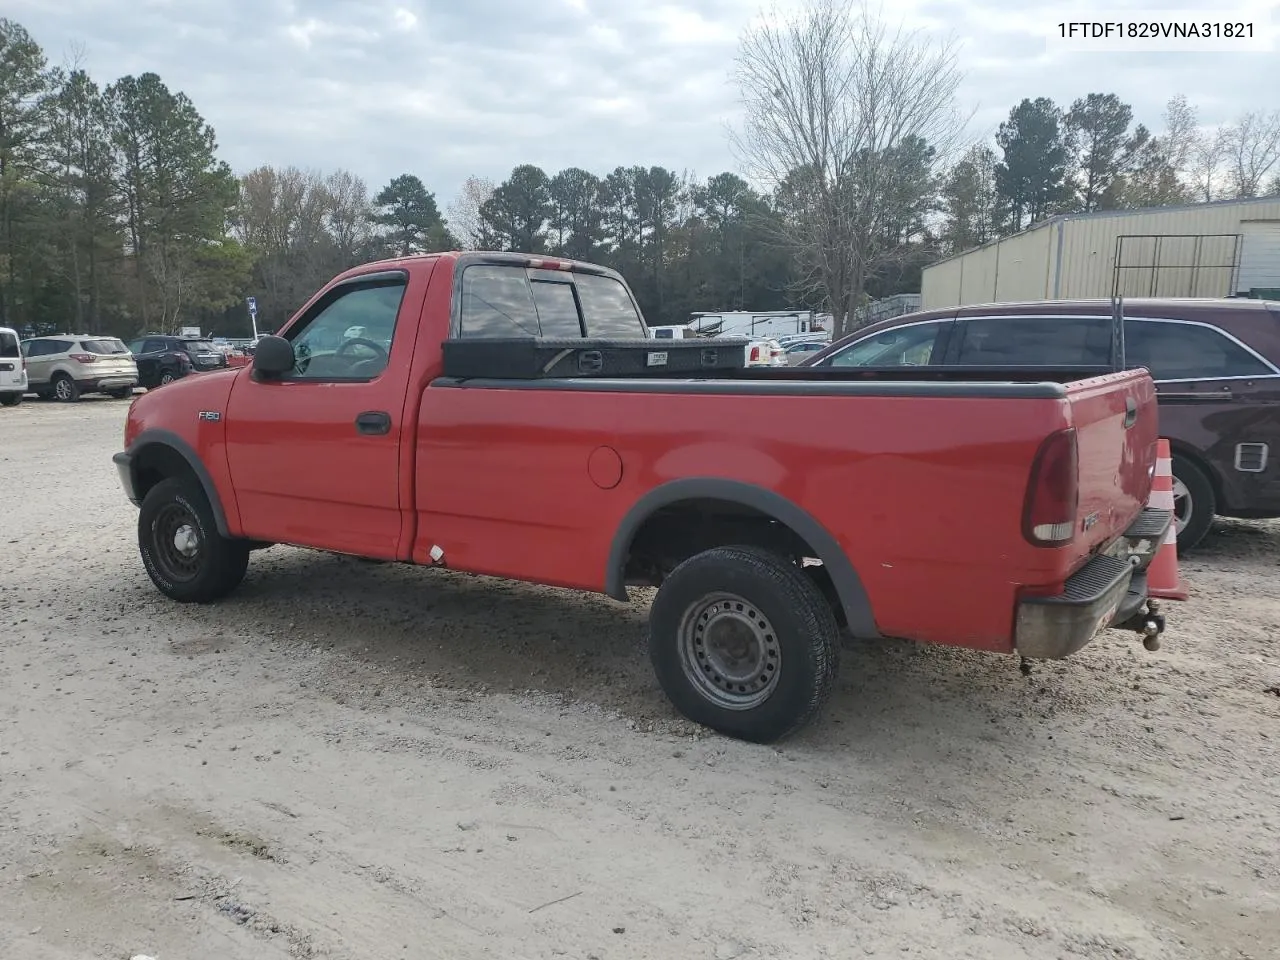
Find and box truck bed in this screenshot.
[419,366,1158,650]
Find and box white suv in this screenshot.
[0,327,26,406]
[21,335,139,402]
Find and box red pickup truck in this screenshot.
[114,252,1172,742]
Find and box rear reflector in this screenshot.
[1022,427,1079,547]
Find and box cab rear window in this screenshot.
[458,263,646,339]
[0,331,18,358]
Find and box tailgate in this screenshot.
[1065,369,1158,555]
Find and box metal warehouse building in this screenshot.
[921,196,1280,308]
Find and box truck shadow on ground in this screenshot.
[88,516,1274,760]
[203,538,1230,756]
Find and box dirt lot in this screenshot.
[1,398,1277,960]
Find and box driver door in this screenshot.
[224,268,426,558]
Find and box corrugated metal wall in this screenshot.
[921,198,1280,307]
[920,224,1056,308]
[1238,220,1280,291]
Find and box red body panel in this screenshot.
[121,253,1161,655]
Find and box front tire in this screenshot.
[138,477,250,603]
[1172,455,1215,552]
[649,545,840,743]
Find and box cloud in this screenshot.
[6,0,1273,209]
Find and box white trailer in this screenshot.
[690,311,830,341]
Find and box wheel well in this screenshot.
[620,497,847,628]
[1166,442,1222,504]
[133,443,199,503]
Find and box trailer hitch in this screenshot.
[1118,598,1166,652]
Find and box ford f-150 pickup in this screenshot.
[114,252,1172,742]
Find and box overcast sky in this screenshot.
[10,0,1278,207]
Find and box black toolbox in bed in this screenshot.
[441,337,751,379]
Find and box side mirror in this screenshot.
[252,335,295,379]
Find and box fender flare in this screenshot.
[604,478,880,639]
[121,428,231,537]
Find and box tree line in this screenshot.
[2,13,1277,341]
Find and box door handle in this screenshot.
[1123,396,1137,428]
[355,411,391,435]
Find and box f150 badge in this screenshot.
[197,410,221,421]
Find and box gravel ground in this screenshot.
[1,397,1277,960]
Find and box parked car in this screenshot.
[742,337,787,366]
[784,340,829,364]
[112,252,1169,743]
[126,335,228,388]
[21,335,138,401]
[0,326,28,405]
[804,297,1280,550]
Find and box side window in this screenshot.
[1125,319,1276,380]
[574,273,646,338]
[459,264,541,338]
[286,279,406,380]
[530,279,584,337]
[126,339,144,353]
[955,316,1110,365]
[20,340,41,357]
[827,323,944,367]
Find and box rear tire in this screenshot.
[0,392,20,406]
[159,371,176,386]
[109,387,133,399]
[138,477,250,603]
[1171,455,1215,552]
[52,374,80,402]
[649,545,839,743]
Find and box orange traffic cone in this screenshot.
[1146,438,1188,601]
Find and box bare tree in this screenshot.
[730,0,965,336]
[324,169,373,265]
[446,175,495,249]
[1222,110,1280,198]
[1160,94,1198,175]
[1188,125,1229,202]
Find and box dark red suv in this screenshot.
[806,298,1280,550]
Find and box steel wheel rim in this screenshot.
[678,592,781,711]
[1172,476,1190,535]
[151,503,202,583]
[55,379,72,400]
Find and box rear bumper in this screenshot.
[80,376,138,391]
[1014,507,1173,659]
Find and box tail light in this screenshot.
[1022,428,1078,547]
[749,345,762,362]
[179,353,193,370]
[70,353,97,363]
